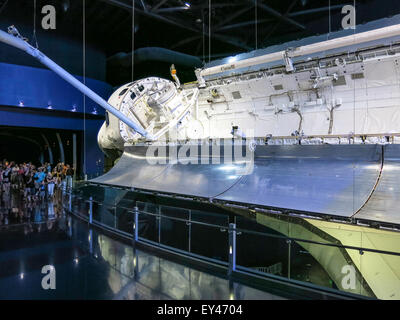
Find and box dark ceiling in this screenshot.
[2,0,400,60]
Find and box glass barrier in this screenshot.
[360,228,400,254]
[292,239,366,296]
[138,211,158,243]
[160,216,189,251]
[359,248,400,299]
[94,203,116,229]
[237,214,290,238]
[63,188,400,299]
[191,209,229,227]
[236,229,290,280]
[115,205,133,234]
[72,194,89,218]
[159,205,189,251]
[190,222,229,262]
[91,200,101,221]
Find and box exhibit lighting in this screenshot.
[227,56,237,63]
[184,2,191,8]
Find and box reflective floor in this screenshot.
[0,190,284,300]
[74,183,400,299]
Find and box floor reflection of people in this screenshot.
[2,191,11,215]
[0,171,69,238]
[48,201,55,219]
[24,201,33,221]
[34,204,42,223]
[23,223,33,236]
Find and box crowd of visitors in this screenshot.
[0,160,74,201]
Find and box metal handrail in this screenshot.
[69,194,229,230]
[235,227,400,257]
[65,192,400,259]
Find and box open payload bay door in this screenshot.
[91,144,394,223]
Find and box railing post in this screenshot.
[188,210,192,253]
[229,279,235,300]
[133,206,139,245]
[89,196,93,224]
[67,216,72,238]
[89,229,93,254]
[157,206,161,244]
[114,201,117,229]
[132,205,140,280]
[287,239,292,279]
[228,223,237,276]
[68,191,72,212]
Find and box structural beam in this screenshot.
[151,0,168,11]
[289,5,343,17]
[99,0,251,50]
[0,0,8,15]
[214,5,254,30]
[170,35,201,49]
[41,134,54,165]
[252,0,305,30]
[154,3,245,13]
[56,133,65,164]
[262,0,300,44]
[154,6,191,13]
[218,19,271,31]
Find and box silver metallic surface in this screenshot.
[92,146,170,188]
[92,144,384,219]
[218,145,382,217]
[355,144,400,224]
[92,145,248,198]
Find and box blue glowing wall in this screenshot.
[0,62,113,176]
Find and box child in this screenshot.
[39,181,46,201]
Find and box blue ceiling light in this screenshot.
[71,105,77,112]
[184,2,191,9]
[19,101,24,107]
[92,107,98,115]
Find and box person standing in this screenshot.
[46,172,55,199]
[66,164,74,190]
[25,171,35,202]
[2,163,11,194]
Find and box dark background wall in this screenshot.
[0,4,106,81]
